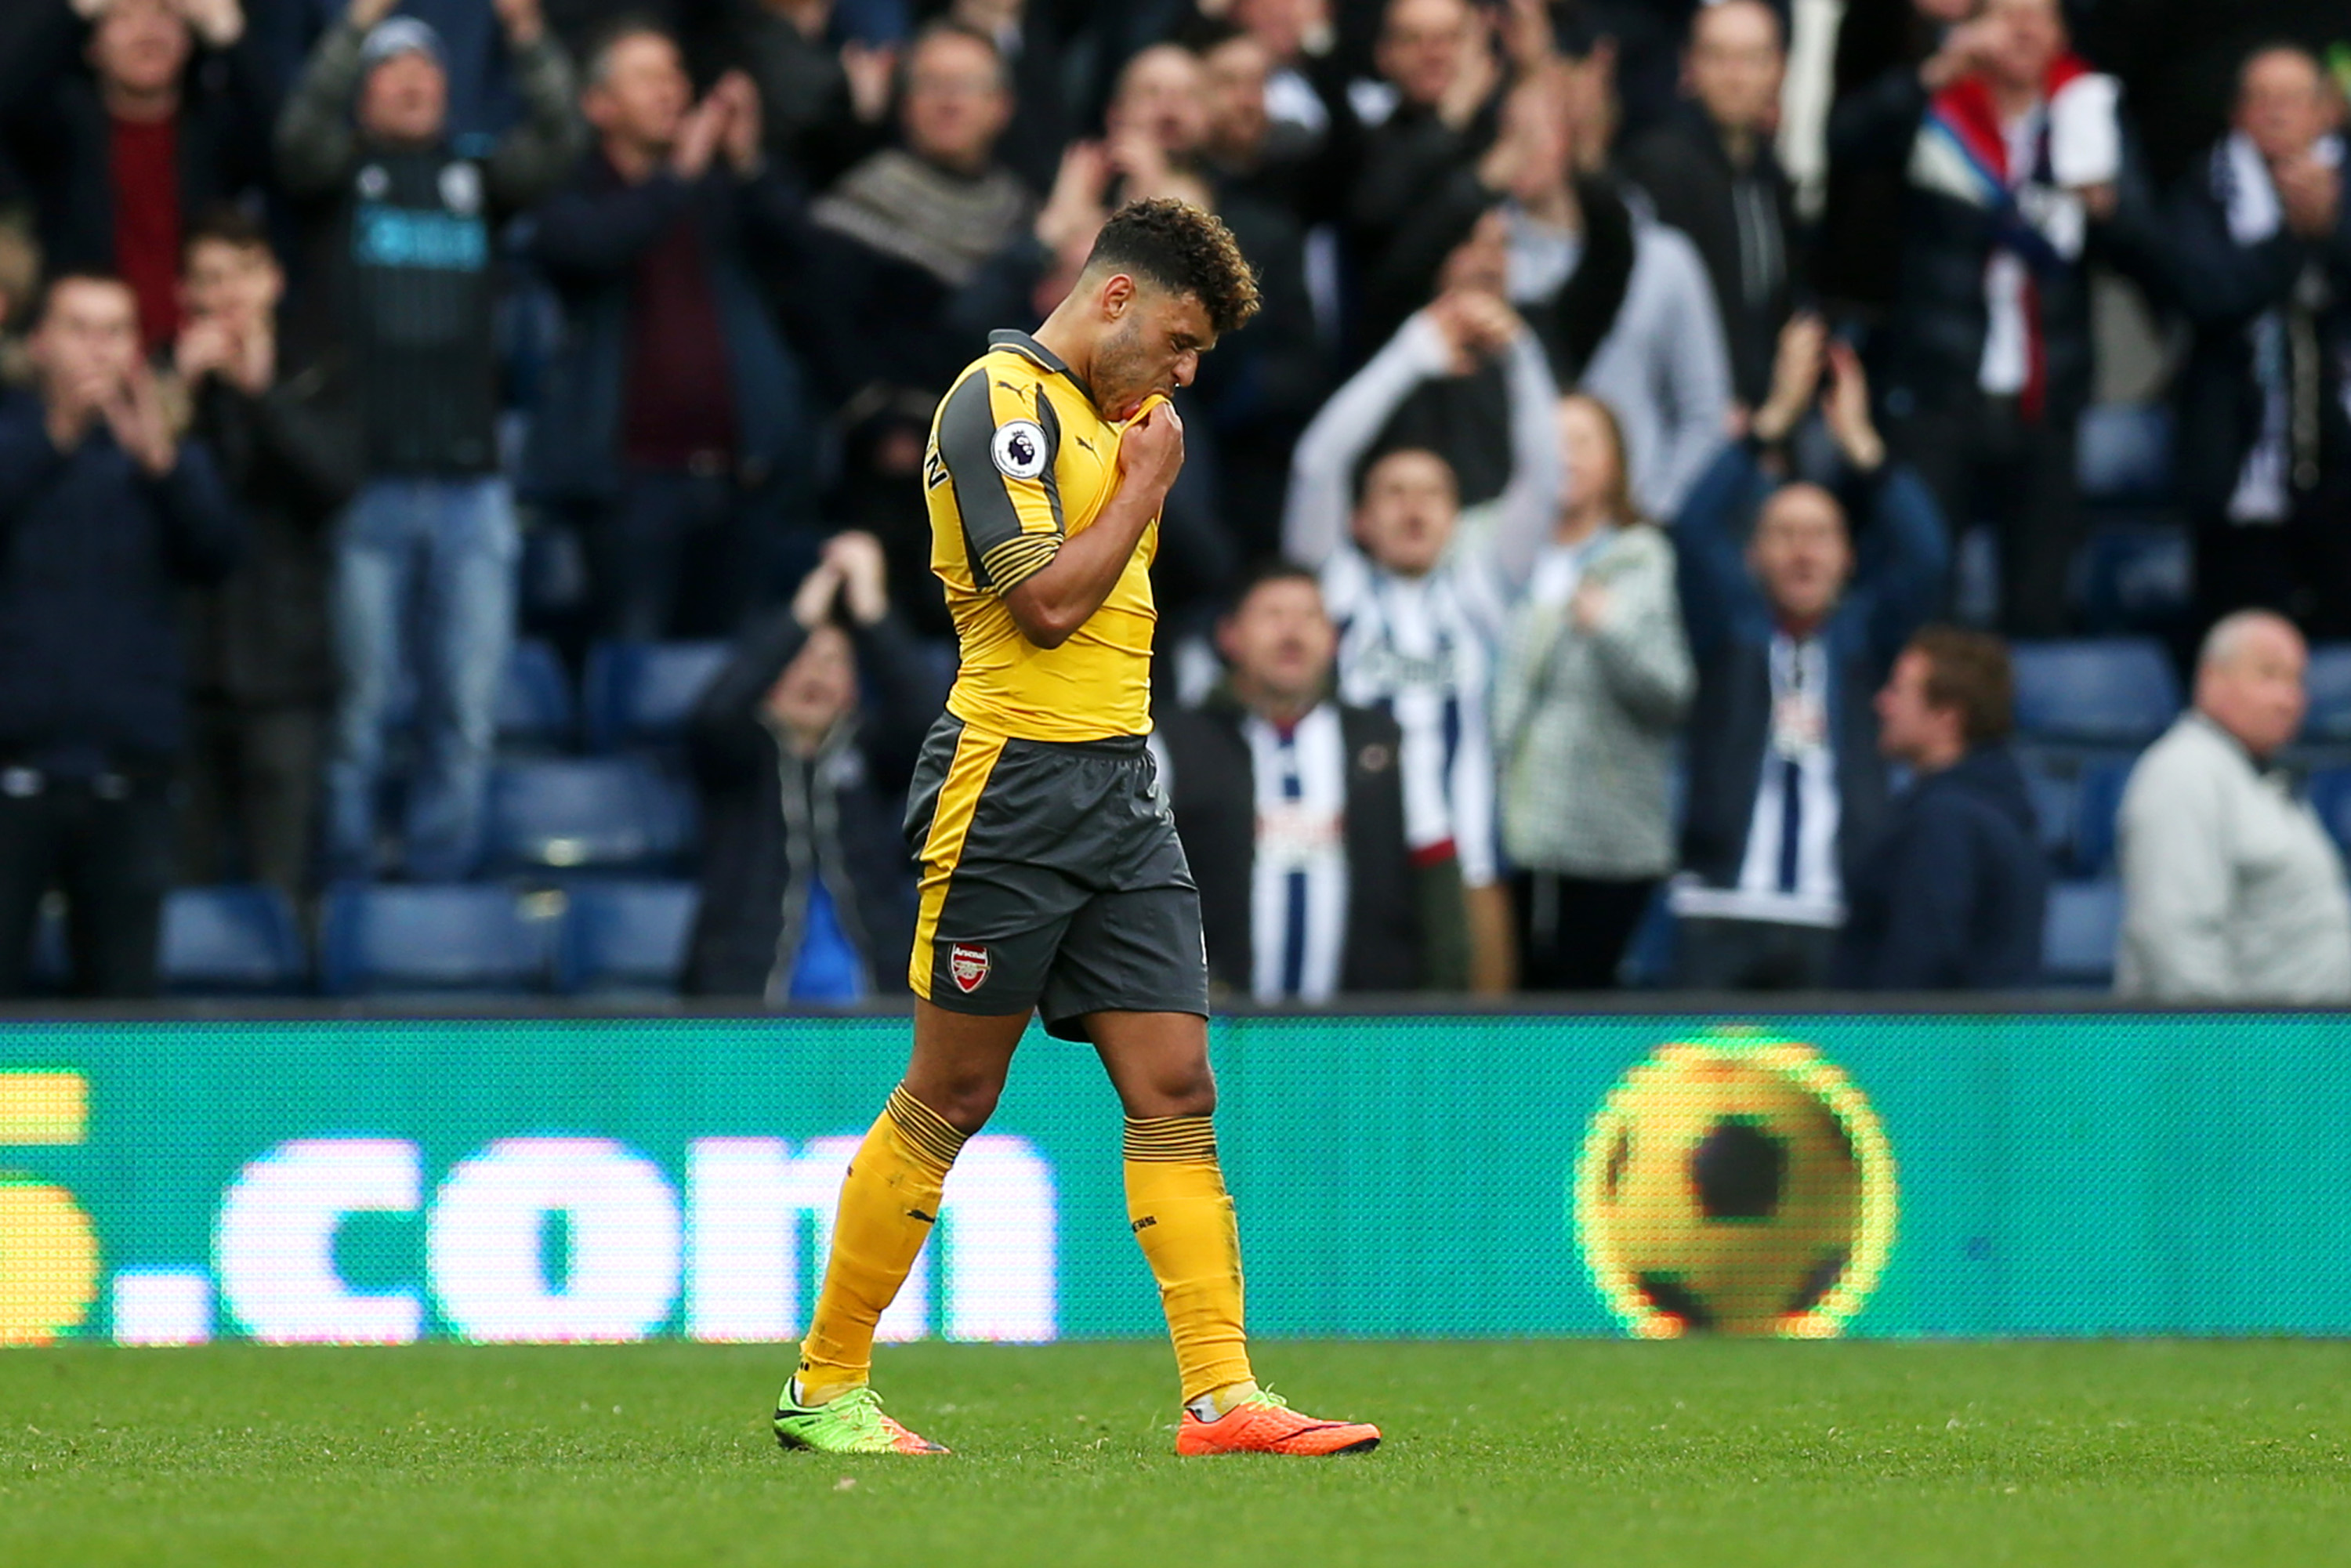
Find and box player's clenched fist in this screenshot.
[1118,400,1184,502]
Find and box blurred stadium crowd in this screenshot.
[0,0,2346,1003]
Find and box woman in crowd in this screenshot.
[1492,393,1693,989]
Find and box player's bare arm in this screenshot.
[1002,400,1184,647]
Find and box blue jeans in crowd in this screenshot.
[323,477,518,882]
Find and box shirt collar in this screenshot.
[988,329,1098,410]
[2186,709,2285,778]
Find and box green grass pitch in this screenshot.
[2,1341,2346,1566]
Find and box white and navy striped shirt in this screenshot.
[1281,313,1564,893]
[1669,632,1845,929]
[1320,550,1502,887]
[1242,707,1352,1001]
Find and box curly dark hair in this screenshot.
[1085,197,1262,337]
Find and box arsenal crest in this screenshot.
[949,943,991,994]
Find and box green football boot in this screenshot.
[773,1385,950,1455]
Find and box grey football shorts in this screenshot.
[903,713,1209,1040]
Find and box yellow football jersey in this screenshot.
[923,330,1159,742]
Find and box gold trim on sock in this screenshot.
[1123,1114,1219,1162]
[886,1085,969,1170]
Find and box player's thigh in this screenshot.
[1088,1009,1215,1121]
[903,1000,1030,1134]
[907,722,1089,1013]
[1042,882,1214,1116]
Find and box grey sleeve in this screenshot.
[1283,311,1451,568]
[274,20,368,197]
[1585,228,1733,519]
[1484,329,1565,587]
[1643,232,1734,518]
[930,370,1064,594]
[486,36,589,211]
[1583,535,1696,728]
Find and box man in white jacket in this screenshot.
[1283,284,1562,990]
[2116,610,2351,1001]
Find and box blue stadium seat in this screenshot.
[582,640,730,753]
[2072,523,2190,636]
[2306,770,2351,864]
[496,639,577,751]
[2041,879,2122,989]
[161,885,307,996]
[2069,759,2135,877]
[2302,646,2351,745]
[319,883,556,996]
[481,756,697,877]
[2021,759,2079,866]
[385,639,577,753]
[557,881,701,997]
[2076,403,2173,505]
[2010,639,2182,745]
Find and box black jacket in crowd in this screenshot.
[1828,67,2106,427]
[1831,744,2049,990]
[1618,106,1802,410]
[1189,186,1331,561]
[1818,0,1945,321]
[0,393,244,765]
[1345,93,1501,362]
[682,607,945,999]
[184,360,360,712]
[1360,171,1640,507]
[1156,692,1424,997]
[2112,137,2351,522]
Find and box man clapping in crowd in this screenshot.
[1285,271,1563,991]
[172,208,356,904]
[527,23,815,643]
[0,273,242,996]
[2122,45,2351,639]
[1831,0,2126,636]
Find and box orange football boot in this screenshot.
[1175,1391,1381,1456]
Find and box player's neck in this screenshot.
[1028,312,1096,401]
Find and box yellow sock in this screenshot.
[1124,1115,1255,1405]
[793,1085,966,1405]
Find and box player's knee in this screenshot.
[1123,1061,1217,1121]
[915,1072,1004,1134]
